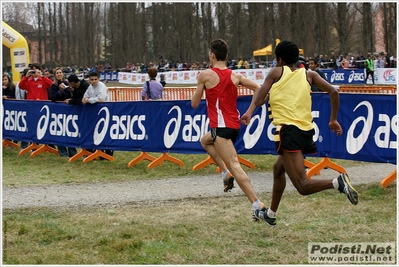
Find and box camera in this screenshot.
[29,70,36,74]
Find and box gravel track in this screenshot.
[2,163,396,210]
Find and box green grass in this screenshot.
[2,184,396,264]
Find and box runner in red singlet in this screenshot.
[191,38,265,221]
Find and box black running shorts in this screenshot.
[211,128,240,143]
[274,125,317,155]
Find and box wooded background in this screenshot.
[2,2,397,69]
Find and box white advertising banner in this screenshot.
[118,69,271,85]
[118,68,396,86]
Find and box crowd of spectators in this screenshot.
[97,51,396,75]
[301,51,397,70]
[3,51,396,80]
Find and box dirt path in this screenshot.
[2,163,396,210]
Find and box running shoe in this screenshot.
[253,208,277,226]
[251,207,266,222]
[223,173,235,192]
[337,173,359,205]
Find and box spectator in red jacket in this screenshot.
[18,63,53,100]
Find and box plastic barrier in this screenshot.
[107,86,255,102]
[380,170,397,188]
[3,88,396,185]
[108,85,397,102]
[2,139,20,149]
[338,85,396,94]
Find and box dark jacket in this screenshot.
[49,80,72,101]
[67,79,90,105]
[2,85,16,99]
[311,68,327,92]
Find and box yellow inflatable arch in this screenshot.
[2,21,30,82]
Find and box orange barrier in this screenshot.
[82,149,115,163]
[68,148,94,162]
[30,144,59,157]
[192,155,256,172]
[107,85,255,102]
[2,139,20,149]
[128,152,157,168]
[147,153,184,169]
[18,142,41,156]
[127,151,184,169]
[306,157,346,179]
[380,170,397,188]
[338,85,396,94]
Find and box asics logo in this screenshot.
[163,105,209,148]
[37,105,79,140]
[93,107,146,145]
[346,101,397,154]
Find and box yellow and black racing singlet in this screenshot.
[268,66,314,134]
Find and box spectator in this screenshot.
[317,54,325,67]
[356,52,366,69]
[141,67,164,101]
[377,52,386,68]
[322,55,330,68]
[365,53,375,85]
[65,74,91,158]
[2,73,18,145]
[384,52,390,68]
[18,63,52,100]
[389,52,397,68]
[237,58,244,69]
[176,61,184,71]
[82,72,108,104]
[82,71,113,158]
[330,52,338,69]
[49,67,72,102]
[15,69,28,100]
[49,67,76,158]
[2,73,16,99]
[66,74,90,105]
[14,69,30,149]
[341,55,350,69]
[43,69,54,81]
[295,56,308,69]
[242,59,250,69]
[272,58,278,68]
[308,58,327,92]
[336,55,343,69]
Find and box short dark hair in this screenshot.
[308,58,318,65]
[67,74,80,83]
[89,72,99,77]
[275,40,299,65]
[210,38,228,61]
[21,68,30,76]
[30,63,41,70]
[147,67,158,79]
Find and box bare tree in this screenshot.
[382,2,397,55]
[361,3,374,53]
[2,2,396,70]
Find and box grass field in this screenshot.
[2,147,397,264]
[2,185,396,264]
